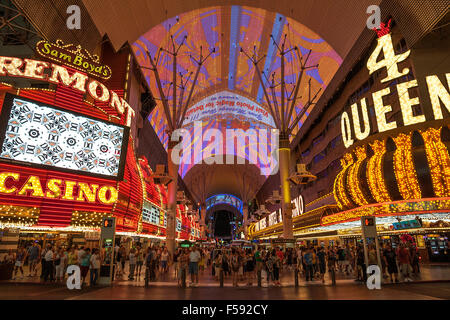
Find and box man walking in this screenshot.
[188,245,201,287]
[43,245,54,282]
[27,242,40,277]
[397,243,412,282]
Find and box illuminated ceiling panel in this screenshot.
[132,5,342,151]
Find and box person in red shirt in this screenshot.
[276,247,284,272]
[397,243,412,282]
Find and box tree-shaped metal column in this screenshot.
[233,168,259,239]
[241,36,321,239]
[189,164,214,238]
[144,36,215,254]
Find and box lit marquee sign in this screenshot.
[392,219,422,230]
[0,56,135,126]
[142,200,161,225]
[341,23,450,148]
[0,94,129,179]
[254,194,304,231]
[36,39,112,80]
[0,171,118,204]
[183,91,275,128]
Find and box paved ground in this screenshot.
[1,263,449,300]
[7,263,450,287]
[0,281,449,300]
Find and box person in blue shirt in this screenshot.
[80,248,91,287]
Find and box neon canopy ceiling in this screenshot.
[132,5,342,159]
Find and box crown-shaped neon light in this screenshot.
[54,39,100,63]
[373,19,392,38]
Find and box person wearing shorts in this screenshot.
[383,244,399,283]
[188,246,201,287]
[160,248,169,273]
[27,242,40,277]
[12,247,26,280]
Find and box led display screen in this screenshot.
[0,93,129,180]
[142,201,161,225]
[206,194,243,213]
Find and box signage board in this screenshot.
[183,91,275,127]
[271,238,295,244]
[340,31,450,149]
[0,94,129,180]
[392,219,422,230]
[36,39,112,80]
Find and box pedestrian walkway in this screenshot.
[112,263,450,288]
[4,263,450,288]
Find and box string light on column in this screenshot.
[367,139,391,203]
[393,132,421,200]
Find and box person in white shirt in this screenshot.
[160,248,169,274]
[128,248,136,281]
[77,247,85,266]
[188,246,201,286]
[89,248,101,286]
[55,248,67,282]
[43,245,54,282]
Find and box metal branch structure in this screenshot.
[143,39,215,255]
[233,169,259,239]
[188,164,214,237]
[241,34,321,239]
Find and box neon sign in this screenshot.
[36,40,112,80]
[341,29,450,148]
[0,171,118,205]
[0,56,135,126]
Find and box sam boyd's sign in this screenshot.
[36,39,112,80]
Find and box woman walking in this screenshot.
[55,248,67,282]
[12,247,26,280]
[136,247,144,280]
[231,250,241,287]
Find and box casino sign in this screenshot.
[329,21,450,226]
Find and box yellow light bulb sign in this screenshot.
[341,30,450,148]
[366,33,411,83]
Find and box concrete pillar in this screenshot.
[279,134,293,239]
[166,140,179,256]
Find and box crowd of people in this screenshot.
[1,242,102,286]
[1,240,422,287]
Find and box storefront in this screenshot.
[0,42,201,259]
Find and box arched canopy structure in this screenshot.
[131,5,342,148]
